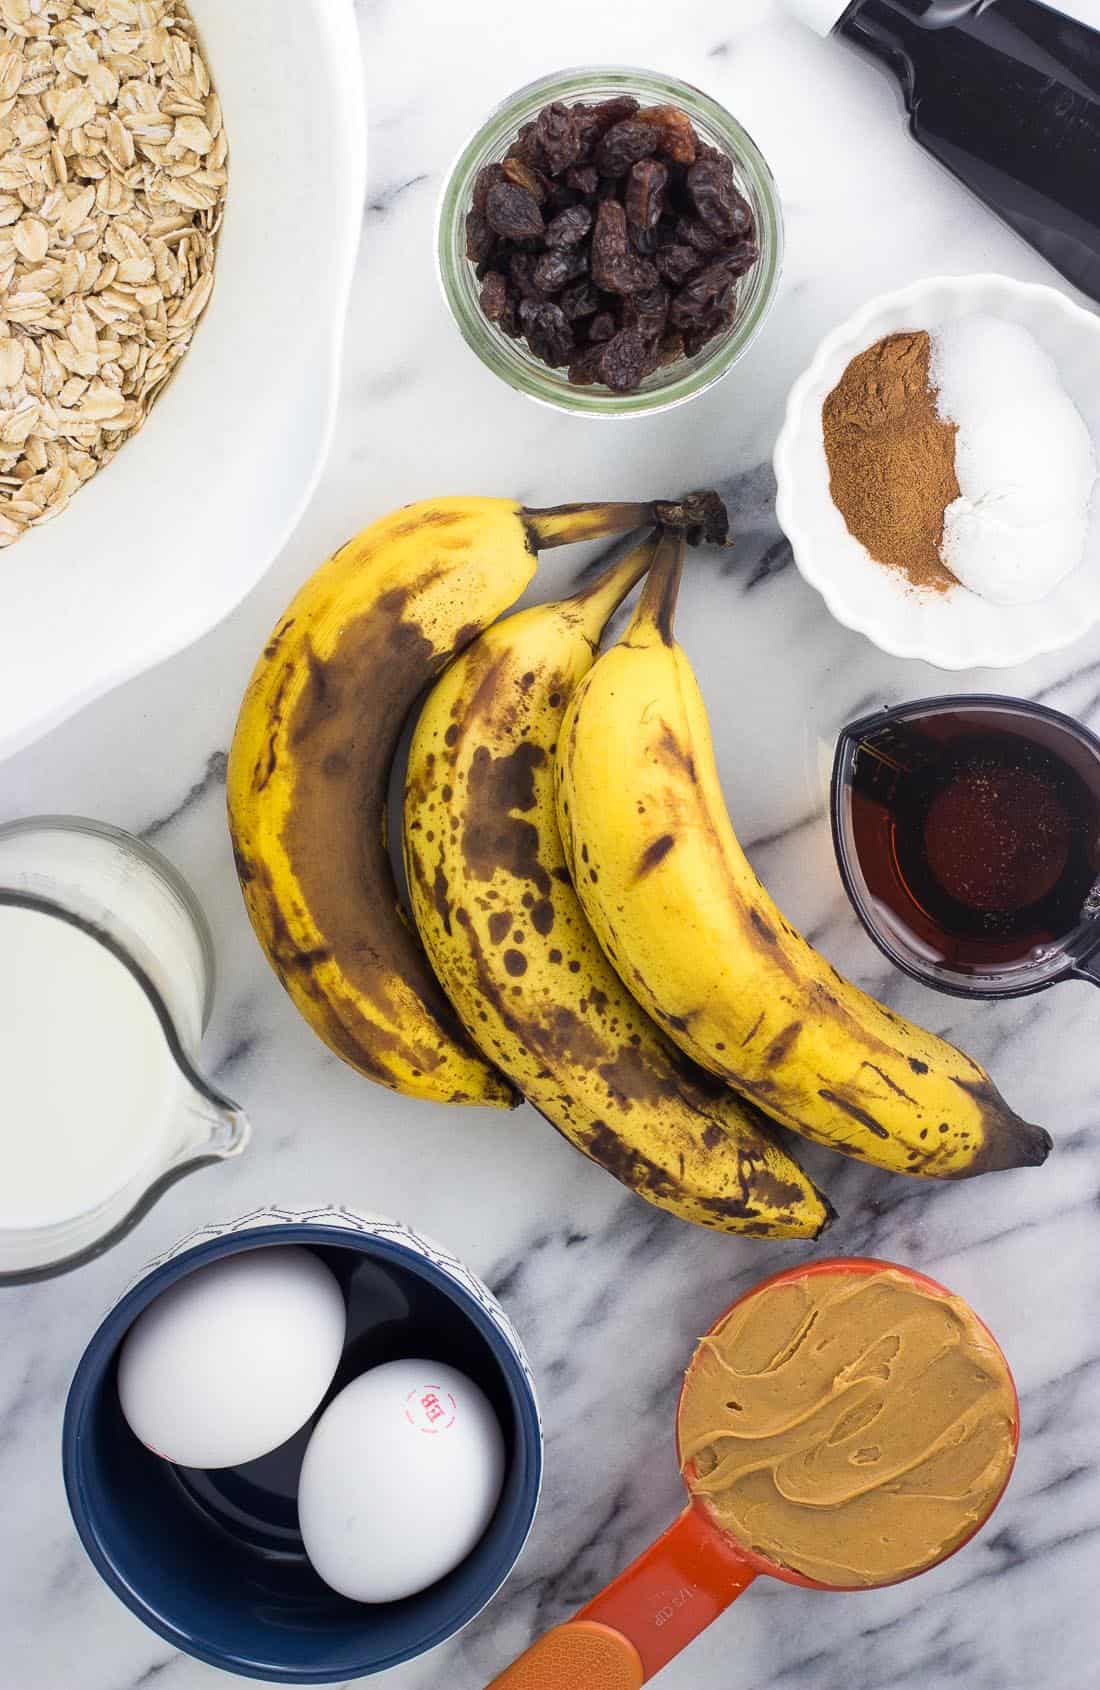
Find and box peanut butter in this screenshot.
[678,1268,1016,1588]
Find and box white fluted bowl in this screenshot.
[774,274,1100,671]
[0,0,366,762]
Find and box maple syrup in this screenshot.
[832,698,1100,993]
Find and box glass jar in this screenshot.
[437,66,784,418]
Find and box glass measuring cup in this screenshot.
[0,817,249,1284]
[487,1256,1018,1689]
[832,695,1100,999]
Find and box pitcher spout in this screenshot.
[179,1075,252,1164]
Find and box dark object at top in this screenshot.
[832,0,1100,306]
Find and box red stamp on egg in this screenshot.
[404,1385,458,1434]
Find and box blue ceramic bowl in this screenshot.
[63,1206,542,1682]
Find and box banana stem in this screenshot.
[523,501,654,550]
[629,527,686,645]
[571,529,661,639]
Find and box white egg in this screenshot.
[117,1247,346,1469]
[298,1359,507,1603]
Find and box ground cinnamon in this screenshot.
[823,330,959,592]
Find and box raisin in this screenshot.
[658,327,685,366]
[509,252,546,298]
[575,95,641,151]
[687,157,754,239]
[560,279,601,320]
[591,200,657,294]
[597,327,652,392]
[545,203,593,247]
[533,247,587,293]
[486,180,544,239]
[616,257,658,295]
[465,208,496,264]
[502,155,551,203]
[471,163,507,213]
[590,199,629,278]
[535,102,585,174]
[683,319,724,357]
[727,187,755,237]
[568,346,603,386]
[625,158,668,250]
[696,142,736,179]
[595,118,659,177]
[519,299,574,366]
[508,122,546,170]
[480,271,509,320]
[623,282,669,341]
[588,311,617,343]
[722,233,760,278]
[656,242,702,286]
[565,164,600,196]
[675,214,726,256]
[670,255,740,327]
[634,105,698,165]
[480,271,519,336]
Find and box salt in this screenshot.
[930,314,1095,606]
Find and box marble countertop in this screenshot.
[3,1,1099,1687]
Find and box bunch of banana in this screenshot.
[556,535,1051,1181]
[228,495,663,1105]
[403,530,831,1238]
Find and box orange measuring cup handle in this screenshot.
[485,1620,645,1690]
[486,1504,757,1687]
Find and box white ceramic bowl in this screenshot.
[0,0,366,763]
[774,274,1100,671]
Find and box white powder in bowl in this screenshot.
[931,314,1095,606]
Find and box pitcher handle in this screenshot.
[486,1506,757,1688]
[1071,947,1100,988]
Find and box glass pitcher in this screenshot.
[831,696,1100,999]
[0,817,250,1284]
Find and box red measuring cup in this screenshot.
[487,1256,1018,1690]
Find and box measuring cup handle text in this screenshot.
[486,1505,757,1687]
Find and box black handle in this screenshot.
[870,0,994,24]
[838,0,1100,305]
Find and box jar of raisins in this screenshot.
[437,67,784,416]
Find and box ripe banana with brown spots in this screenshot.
[556,534,1052,1180]
[403,529,832,1237]
[228,494,660,1105]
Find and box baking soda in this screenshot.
[931,314,1095,606]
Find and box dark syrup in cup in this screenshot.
[832,696,1100,998]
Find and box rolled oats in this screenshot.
[0,0,226,546]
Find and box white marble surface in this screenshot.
[2,1,1099,1687]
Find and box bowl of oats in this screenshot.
[0,0,366,761]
